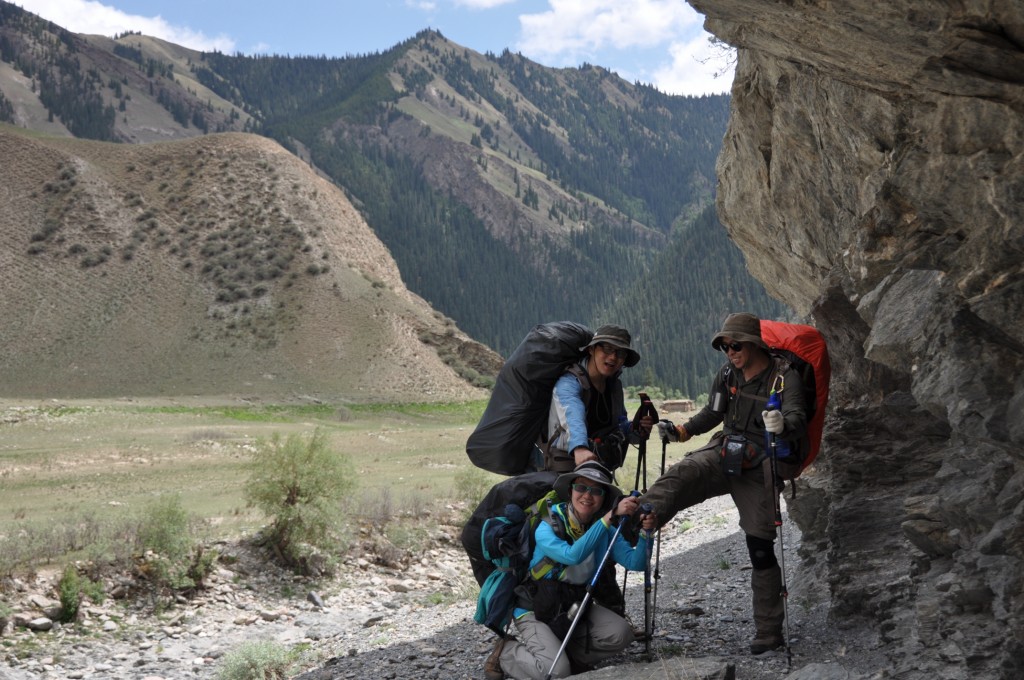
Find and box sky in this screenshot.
[15,0,736,96]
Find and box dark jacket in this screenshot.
[684,356,808,457]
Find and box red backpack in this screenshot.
[760,320,831,473]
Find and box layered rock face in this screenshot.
[692,1,1023,677]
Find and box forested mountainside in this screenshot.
[0,2,786,396]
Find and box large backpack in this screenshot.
[466,322,593,476]
[760,320,832,475]
[461,471,561,636]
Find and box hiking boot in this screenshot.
[483,637,506,680]
[750,565,785,655]
[750,631,785,654]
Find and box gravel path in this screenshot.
[0,494,881,680]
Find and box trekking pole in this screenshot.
[647,435,668,650]
[625,395,658,597]
[545,493,637,680]
[630,392,657,494]
[631,427,646,495]
[640,501,655,654]
[766,391,793,668]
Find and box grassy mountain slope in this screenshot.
[0,2,788,396]
[0,4,248,142]
[0,124,499,400]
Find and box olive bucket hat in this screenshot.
[711,312,770,351]
[553,461,620,514]
[581,324,641,367]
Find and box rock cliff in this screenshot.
[690,0,1023,677]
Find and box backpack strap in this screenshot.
[539,362,593,471]
[528,500,570,581]
[768,354,789,398]
[730,356,787,406]
[566,362,592,399]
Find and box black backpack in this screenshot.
[461,471,561,636]
[462,471,560,587]
[466,322,593,476]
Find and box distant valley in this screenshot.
[0,2,786,399]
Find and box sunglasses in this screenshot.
[571,483,607,497]
[720,341,744,353]
[597,343,629,360]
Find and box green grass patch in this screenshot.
[0,398,493,578]
[348,399,487,420]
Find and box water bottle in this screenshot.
[765,390,792,459]
[618,414,630,438]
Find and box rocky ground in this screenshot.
[0,495,887,680]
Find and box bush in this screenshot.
[216,639,299,680]
[57,564,82,623]
[56,564,105,623]
[244,429,355,569]
[138,494,192,562]
[134,494,214,593]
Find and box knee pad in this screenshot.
[745,534,778,570]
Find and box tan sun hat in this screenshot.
[580,324,640,367]
[711,312,769,351]
[553,461,620,514]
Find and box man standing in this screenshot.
[641,312,807,654]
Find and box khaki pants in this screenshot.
[500,605,634,680]
[640,444,778,541]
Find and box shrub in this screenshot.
[133,494,214,593]
[243,429,355,569]
[57,564,82,622]
[216,640,299,680]
[138,494,192,562]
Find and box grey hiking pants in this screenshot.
[499,605,634,680]
[639,443,779,542]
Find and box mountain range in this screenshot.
[0,1,786,399]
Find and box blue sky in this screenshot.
[16,0,735,96]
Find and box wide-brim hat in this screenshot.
[711,312,769,351]
[580,324,640,367]
[553,461,620,514]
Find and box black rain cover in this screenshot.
[461,470,560,586]
[466,321,593,475]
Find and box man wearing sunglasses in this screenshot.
[537,324,654,473]
[639,312,807,656]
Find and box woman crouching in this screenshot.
[485,461,657,679]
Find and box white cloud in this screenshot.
[516,0,733,96]
[518,0,699,60]
[649,34,735,96]
[453,0,514,7]
[16,0,236,53]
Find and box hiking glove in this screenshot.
[657,419,680,442]
[762,409,784,434]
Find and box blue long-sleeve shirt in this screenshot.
[513,505,650,618]
[533,512,649,580]
[547,359,637,457]
[549,371,601,454]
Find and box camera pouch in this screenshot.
[720,434,767,477]
[589,423,628,470]
[720,435,746,477]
